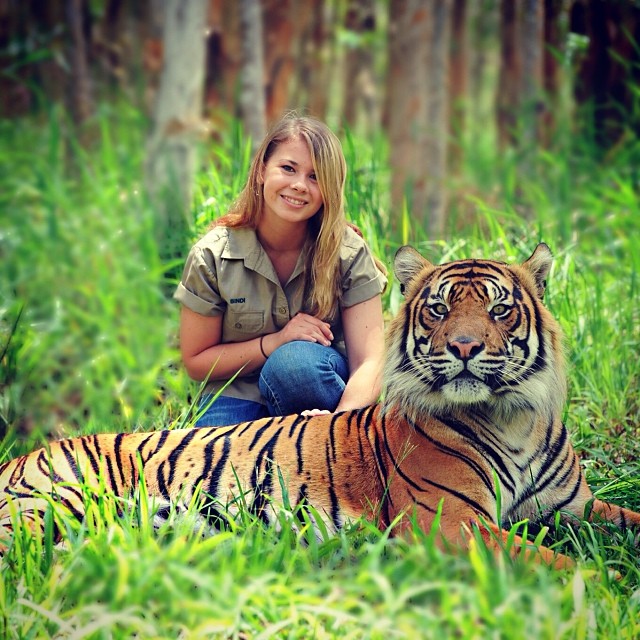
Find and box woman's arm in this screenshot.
[179,306,266,381]
[179,306,336,383]
[335,295,385,412]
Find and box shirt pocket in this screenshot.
[225,310,265,338]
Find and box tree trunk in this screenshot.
[145,0,208,278]
[239,0,266,151]
[520,0,543,157]
[424,0,452,238]
[305,0,335,121]
[65,0,94,126]
[449,0,468,173]
[94,0,125,94]
[386,0,429,237]
[496,0,521,149]
[263,0,295,122]
[204,0,241,120]
[539,0,565,147]
[343,0,378,135]
[386,0,451,239]
[468,0,497,128]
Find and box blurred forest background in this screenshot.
[1,0,639,440]
[4,1,640,251]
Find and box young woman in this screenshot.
[174,114,387,427]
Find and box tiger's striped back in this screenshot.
[1,408,386,546]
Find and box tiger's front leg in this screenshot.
[462,484,640,570]
[554,472,640,542]
[584,499,640,539]
[389,500,576,570]
[438,514,577,570]
[468,493,640,571]
[472,521,575,571]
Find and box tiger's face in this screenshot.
[383,244,566,421]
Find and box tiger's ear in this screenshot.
[394,246,432,295]
[522,243,553,300]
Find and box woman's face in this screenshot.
[260,136,324,228]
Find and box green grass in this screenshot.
[1,489,639,639]
[1,102,640,638]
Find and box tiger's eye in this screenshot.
[491,303,509,317]
[431,303,448,316]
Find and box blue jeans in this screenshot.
[194,395,269,427]
[194,341,349,427]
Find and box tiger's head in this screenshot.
[382,243,566,422]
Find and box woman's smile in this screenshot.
[282,194,308,207]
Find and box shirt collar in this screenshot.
[221,227,308,286]
[221,227,262,260]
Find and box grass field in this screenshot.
[1,102,639,639]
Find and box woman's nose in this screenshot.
[291,176,308,191]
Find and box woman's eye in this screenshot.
[309,173,317,181]
[491,304,509,317]
[431,303,448,316]
[282,165,294,172]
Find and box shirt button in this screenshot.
[279,307,286,314]
[235,322,242,329]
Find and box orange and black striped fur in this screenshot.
[1,244,639,567]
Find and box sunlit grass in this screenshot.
[2,480,638,640]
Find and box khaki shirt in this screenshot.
[174,225,387,404]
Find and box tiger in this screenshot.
[1,243,639,569]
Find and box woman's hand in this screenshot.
[262,312,333,355]
[301,408,331,417]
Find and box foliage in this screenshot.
[1,100,640,637]
[0,103,187,446]
[2,493,639,640]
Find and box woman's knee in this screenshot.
[261,341,347,383]
[258,341,348,415]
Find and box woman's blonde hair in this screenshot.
[214,114,348,321]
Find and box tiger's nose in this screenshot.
[447,338,484,360]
